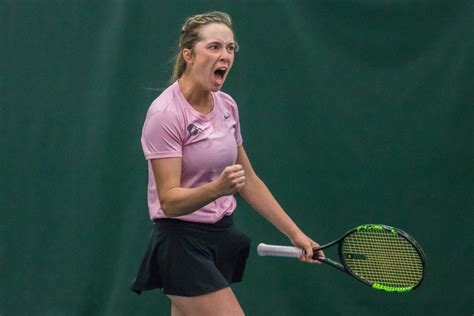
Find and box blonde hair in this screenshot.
[171,11,236,83]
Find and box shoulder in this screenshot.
[215,90,238,107]
[145,84,185,123]
[147,83,181,116]
[143,84,186,135]
[214,90,239,115]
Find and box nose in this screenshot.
[219,47,233,63]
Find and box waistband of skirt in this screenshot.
[153,214,234,232]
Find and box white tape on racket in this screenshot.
[257,243,303,258]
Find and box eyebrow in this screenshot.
[205,40,236,45]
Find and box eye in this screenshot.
[209,43,220,51]
[227,43,239,53]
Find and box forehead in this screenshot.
[198,23,234,42]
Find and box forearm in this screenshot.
[160,182,220,217]
[239,176,303,239]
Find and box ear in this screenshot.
[182,48,194,64]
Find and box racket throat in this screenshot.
[318,256,346,272]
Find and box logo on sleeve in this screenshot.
[187,123,203,136]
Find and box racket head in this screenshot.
[338,224,427,293]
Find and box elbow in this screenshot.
[161,199,191,218]
[161,205,171,217]
[160,199,178,218]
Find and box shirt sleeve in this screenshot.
[141,110,183,160]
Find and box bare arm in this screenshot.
[151,158,245,217]
[236,146,324,262]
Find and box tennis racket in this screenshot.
[257,224,426,293]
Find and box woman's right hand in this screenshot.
[214,164,246,196]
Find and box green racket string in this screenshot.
[341,228,424,291]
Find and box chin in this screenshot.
[209,84,223,92]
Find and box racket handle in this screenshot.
[257,243,303,258]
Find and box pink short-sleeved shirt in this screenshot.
[141,81,243,223]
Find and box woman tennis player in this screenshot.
[129,11,324,316]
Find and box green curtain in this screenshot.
[2,1,472,315]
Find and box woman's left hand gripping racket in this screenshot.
[257,224,427,293]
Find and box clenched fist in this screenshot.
[215,164,246,196]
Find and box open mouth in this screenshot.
[213,67,228,85]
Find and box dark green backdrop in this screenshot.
[2,1,473,315]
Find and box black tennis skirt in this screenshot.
[129,214,251,297]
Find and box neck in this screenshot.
[178,75,213,114]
